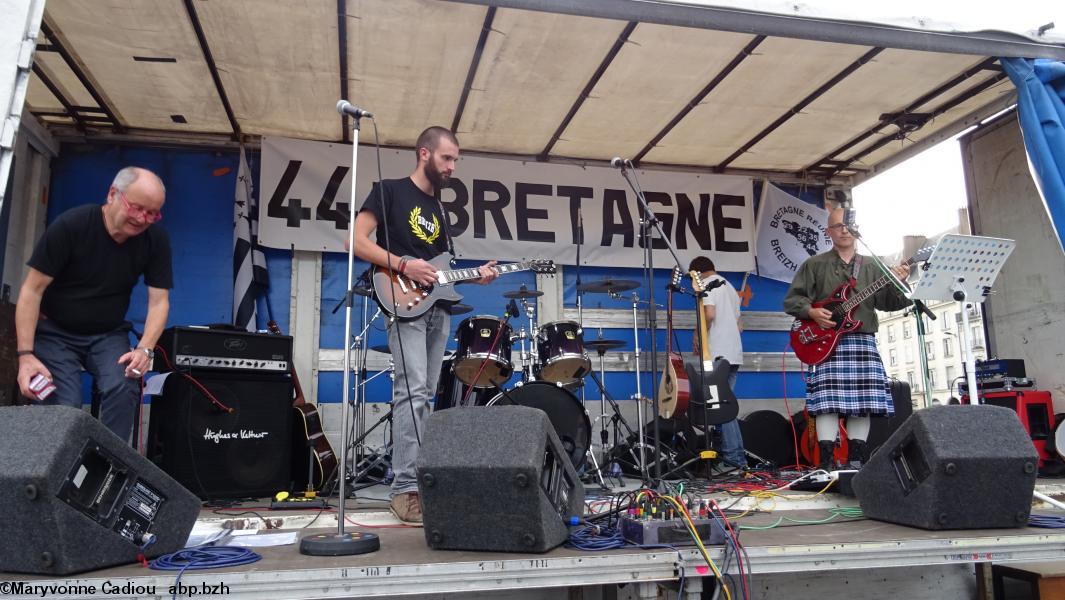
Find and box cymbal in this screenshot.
[584,339,625,353]
[576,278,639,294]
[447,303,473,315]
[503,285,544,299]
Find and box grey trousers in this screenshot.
[387,304,450,497]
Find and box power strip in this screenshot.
[270,498,328,510]
[619,515,726,546]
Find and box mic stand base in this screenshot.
[300,531,381,556]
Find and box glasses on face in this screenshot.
[118,191,162,223]
[827,223,848,231]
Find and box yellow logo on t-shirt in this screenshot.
[408,206,440,244]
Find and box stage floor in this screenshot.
[5,481,1065,599]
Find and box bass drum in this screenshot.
[453,315,513,388]
[435,356,495,411]
[488,381,591,470]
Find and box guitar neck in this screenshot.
[840,257,913,313]
[438,262,529,284]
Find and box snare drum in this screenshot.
[488,380,591,470]
[536,320,591,385]
[454,315,514,388]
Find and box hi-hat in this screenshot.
[584,339,626,353]
[577,279,639,294]
[447,303,473,315]
[503,285,544,299]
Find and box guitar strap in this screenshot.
[851,255,863,279]
[435,198,458,263]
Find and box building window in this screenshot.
[907,371,917,390]
[946,366,956,391]
[887,325,896,343]
[941,311,952,331]
[903,321,912,339]
[925,341,935,361]
[929,369,938,389]
[972,326,982,346]
[923,316,933,333]
[905,346,914,363]
[889,349,898,366]
[943,337,954,358]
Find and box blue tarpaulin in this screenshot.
[1001,57,1065,253]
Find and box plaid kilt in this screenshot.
[806,332,894,416]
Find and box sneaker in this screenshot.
[390,491,423,526]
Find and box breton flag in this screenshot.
[233,147,269,331]
[754,183,832,283]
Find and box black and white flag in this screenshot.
[233,147,269,331]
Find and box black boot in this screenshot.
[818,441,836,470]
[848,439,867,469]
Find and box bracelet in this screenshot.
[398,257,408,274]
[16,350,34,357]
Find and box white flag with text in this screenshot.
[755,184,831,283]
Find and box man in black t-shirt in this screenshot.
[15,167,172,442]
[352,126,496,524]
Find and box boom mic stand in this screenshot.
[614,159,687,484]
[301,102,379,556]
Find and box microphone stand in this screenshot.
[615,161,686,484]
[301,107,379,556]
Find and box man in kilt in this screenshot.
[784,208,911,469]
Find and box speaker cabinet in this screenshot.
[0,406,200,575]
[417,406,584,552]
[147,372,293,499]
[853,405,1038,530]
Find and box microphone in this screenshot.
[843,207,861,237]
[336,100,373,119]
[610,157,627,169]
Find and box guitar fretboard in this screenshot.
[841,258,913,312]
[440,262,527,284]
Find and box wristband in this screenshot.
[17,350,34,357]
[398,257,408,274]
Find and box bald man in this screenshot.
[15,166,172,442]
[783,208,910,469]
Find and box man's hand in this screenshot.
[475,260,498,285]
[891,263,911,281]
[17,354,51,400]
[403,258,439,286]
[808,307,837,329]
[118,348,152,379]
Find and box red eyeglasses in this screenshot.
[118,191,163,223]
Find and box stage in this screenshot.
[5,481,1065,600]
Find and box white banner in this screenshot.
[260,136,756,271]
[755,183,832,283]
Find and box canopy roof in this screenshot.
[24,0,1065,184]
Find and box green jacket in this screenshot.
[783,250,912,333]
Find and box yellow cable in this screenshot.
[660,495,732,600]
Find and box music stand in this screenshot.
[911,234,1015,405]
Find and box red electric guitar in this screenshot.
[789,246,932,365]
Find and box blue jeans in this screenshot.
[717,366,746,468]
[33,319,140,443]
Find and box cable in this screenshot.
[149,545,261,600]
[1028,514,1065,528]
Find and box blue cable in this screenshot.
[1029,514,1065,528]
[149,545,261,600]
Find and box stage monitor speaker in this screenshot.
[0,406,200,575]
[147,371,293,499]
[853,405,1038,530]
[866,379,914,454]
[417,406,584,553]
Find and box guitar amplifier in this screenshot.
[155,326,292,373]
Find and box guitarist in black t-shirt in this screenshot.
[15,167,172,442]
[351,126,497,524]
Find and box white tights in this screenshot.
[815,413,870,442]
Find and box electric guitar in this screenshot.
[686,270,739,427]
[372,253,556,319]
[658,267,690,419]
[267,321,338,492]
[789,246,932,365]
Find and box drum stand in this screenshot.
[587,345,647,482]
[610,290,655,483]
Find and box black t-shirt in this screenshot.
[358,177,449,261]
[28,203,173,335]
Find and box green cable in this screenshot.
[738,507,864,530]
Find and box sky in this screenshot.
[839,0,1064,255]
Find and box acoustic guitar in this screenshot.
[267,321,338,492]
[658,267,690,419]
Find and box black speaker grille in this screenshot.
[148,372,293,499]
